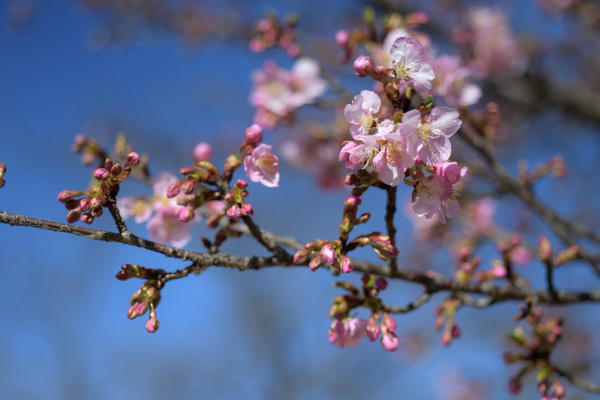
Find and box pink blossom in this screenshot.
[400,107,462,166]
[354,55,373,77]
[328,318,368,349]
[147,207,193,247]
[250,58,327,127]
[243,144,280,187]
[464,197,497,237]
[412,172,453,222]
[460,8,528,79]
[147,172,199,247]
[435,161,468,185]
[193,142,212,163]
[377,120,416,186]
[428,56,482,107]
[371,28,410,67]
[390,37,435,92]
[344,90,381,139]
[118,197,153,224]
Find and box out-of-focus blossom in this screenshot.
[117,197,153,224]
[193,142,212,162]
[456,8,528,79]
[463,197,497,237]
[400,107,462,166]
[244,144,280,187]
[428,56,482,107]
[390,37,435,92]
[119,172,199,247]
[328,318,368,349]
[250,58,327,129]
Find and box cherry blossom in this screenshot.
[412,172,453,222]
[400,106,462,166]
[244,144,280,187]
[250,58,327,128]
[344,90,381,139]
[390,37,435,92]
[328,318,368,349]
[428,56,482,107]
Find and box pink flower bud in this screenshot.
[58,190,84,203]
[167,182,181,198]
[335,30,350,48]
[538,235,553,262]
[79,198,91,211]
[236,179,249,189]
[80,213,94,225]
[321,244,336,265]
[375,277,388,290]
[181,178,195,194]
[309,254,322,271]
[193,143,212,163]
[146,317,159,333]
[241,203,253,216]
[293,250,308,264]
[111,163,122,176]
[227,205,242,220]
[508,378,521,394]
[366,318,380,341]
[451,326,461,338]
[178,206,195,223]
[341,256,353,273]
[245,124,263,144]
[354,55,373,77]
[89,197,103,209]
[381,332,399,352]
[249,38,266,53]
[126,152,140,166]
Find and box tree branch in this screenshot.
[2,210,600,307]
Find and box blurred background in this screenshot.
[1,0,600,399]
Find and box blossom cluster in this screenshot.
[340,36,466,224]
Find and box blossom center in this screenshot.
[417,122,441,143]
[355,113,375,129]
[392,59,411,80]
[385,143,405,164]
[257,155,278,173]
[363,147,380,167]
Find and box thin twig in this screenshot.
[553,366,600,394]
[385,184,398,275]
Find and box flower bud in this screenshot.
[146,316,159,333]
[178,206,195,223]
[236,179,249,189]
[66,209,82,224]
[124,152,140,167]
[193,143,212,163]
[293,250,309,264]
[58,190,84,203]
[104,158,113,170]
[340,256,353,273]
[245,124,263,145]
[241,203,253,216]
[109,163,121,177]
[354,55,373,77]
[181,178,195,194]
[508,378,521,394]
[537,235,552,262]
[381,332,399,352]
[167,182,181,198]
[321,244,336,265]
[335,30,350,47]
[79,198,91,211]
[80,213,94,225]
[309,253,322,271]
